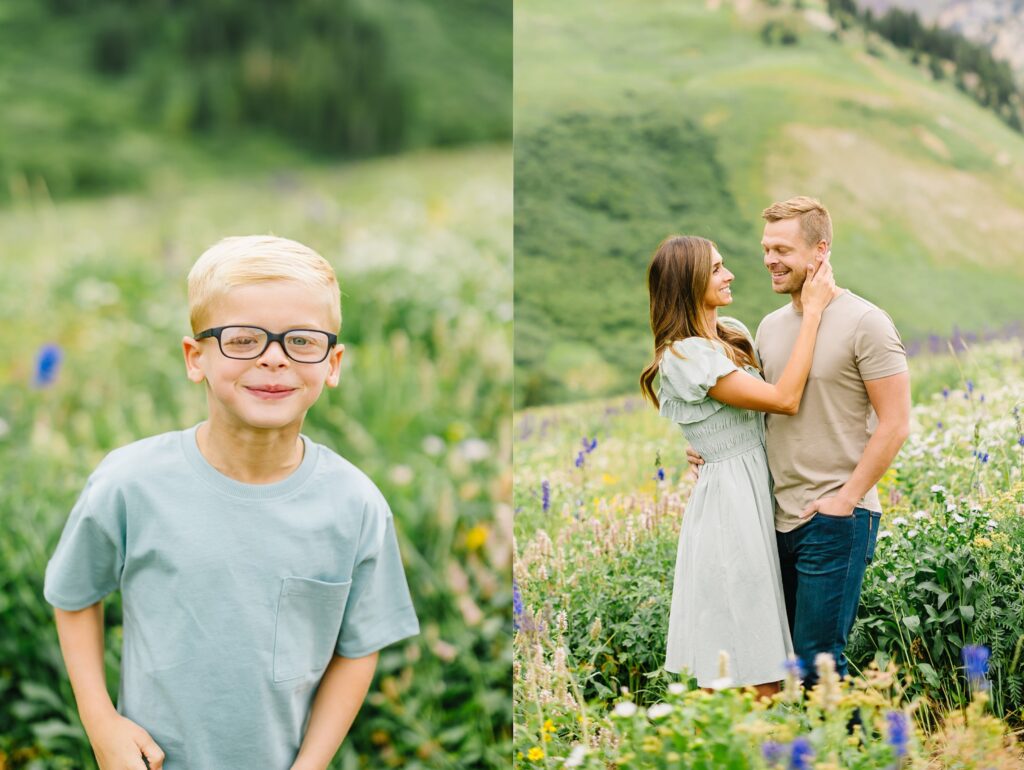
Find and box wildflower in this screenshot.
[667,682,686,696]
[513,581,524,631]
[942,387,949,399]
[953,513,966,524]
[541,480,551,512]
[647,703,673,719]
[891,516,908,526]
[543,719,556,734]
[1018,436,1024,447]
[465,524,488,550]
[32,343,62,388]
[987,519,998,530]
[885,711,909,757]
[655,467,665,482]
[458,438,491,462]
[564,745,587,767]
[931,484,946,494]
[783,655,803,701]
[589,616,602,640]
[556,610,568,634]
[967,379,974,393]
[813,653,842,711]
[962,644,990,690]
[937,421,943,429]
[527,746,545,761]
[886,574,897,583]
[783,656,805,679]
[912,510,929,520]
[789,737,814,770]
[581,436,598,453]
[878,530,892,539]
[574,451,585,469]
[762,741,786,766]
[613,701,637,718]
[421,435,445,456]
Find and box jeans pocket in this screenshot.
[273,576,352,683]
[864,511,882,565]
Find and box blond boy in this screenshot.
[44,236,419,769]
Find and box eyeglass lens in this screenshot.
[220,326,330,362]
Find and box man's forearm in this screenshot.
[836,419,909,507]
[290,652,379,770]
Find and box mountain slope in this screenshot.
[514,0,1024,406]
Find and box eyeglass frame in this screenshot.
[194,325,339,363]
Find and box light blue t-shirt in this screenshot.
[44,424,420,769]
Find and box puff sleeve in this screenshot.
[658,338,738,424]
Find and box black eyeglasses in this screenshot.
[195,326,338,363]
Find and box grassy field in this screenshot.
[513,340,1024,766]
[0,145,512,769]
[514,0,1024,407]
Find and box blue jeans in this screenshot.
[776,507,881,687]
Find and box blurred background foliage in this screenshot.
[0,1,511,767]
[0,0,511,202]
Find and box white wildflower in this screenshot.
[613,701,637,718]
[647,703,673,719]
[878,530,892,539]
[987,519,998,530]
[421,435,446,456]
[913,510,929,520]
[907,529,918,539]
[565,745,587,768]
[892,516,908,526]
[709,677,734,691]
[458,438,491,462]
[931,484,946,493]
[667,682,686,696]
[947,503,957,513]
[953,513,967,524]
[388,465,414,486]
[887,574,897,583]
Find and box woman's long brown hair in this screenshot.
[640,235,758,408]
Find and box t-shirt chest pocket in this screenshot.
[273,576,352,683]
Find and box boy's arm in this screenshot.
[54,603,165,770]
[290,652,380,770]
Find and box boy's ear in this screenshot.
[182,336,206,384]
[325,344,345,388]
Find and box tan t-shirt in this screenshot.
[755,291,907,532]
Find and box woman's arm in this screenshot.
[708,256,834,415]
[289,652,380,770]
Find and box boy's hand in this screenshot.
[685,447,704,481]
[89,713,165,770]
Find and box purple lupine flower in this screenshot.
[574,451,585,469]
[32,343,63,388]
[783,657,805,679]
[885,711,909,757]
[761,741,786,766]
[512,580,524,631]
[541,480,551,512]
[980,394,985,403]
[937,421,943,429]
[962,645,990,689]
[789,737,814,770]
[942,387,950,399]
[581,436,598,453]
[655,467,665,482]
[1018,436,1024,447]
[967,379,974,393]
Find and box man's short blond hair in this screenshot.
[187,235,341,333]
[762,196,833,248]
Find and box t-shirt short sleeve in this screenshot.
[660,338,739,405]
[335,496,420,658]
[44,476,126,611]
[854,307,908,381]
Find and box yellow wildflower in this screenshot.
[543,718,556,733]
[527,746,545,761]
[465,524,488,551]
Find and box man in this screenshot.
[688,196,910,687]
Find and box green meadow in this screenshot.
[515,0,1024,407]
[0,145,512,769]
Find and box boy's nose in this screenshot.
[258,340,290,365]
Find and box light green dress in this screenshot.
[658,319,793,686]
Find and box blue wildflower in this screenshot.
[582,436,598,453]
[937,421,943,429]
[885,711,909,757]
[761,741,786,766]
[967,379,974,393]
[789,737,814,770]
[1018,436,1024,448]
[980,394,985,403]
[942,387,949,399]
[574,451,585,469]
[783,657,805,679]
[541,480,550,512]
[962,645,990,689]
[32,343,63,388]
[655,467,665,482]
[512,580,524,631]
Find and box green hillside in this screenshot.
[514,0,1024,407]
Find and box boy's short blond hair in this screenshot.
[187,235,341,333]
[762,196,833,248]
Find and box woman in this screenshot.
[639,235,834,698]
